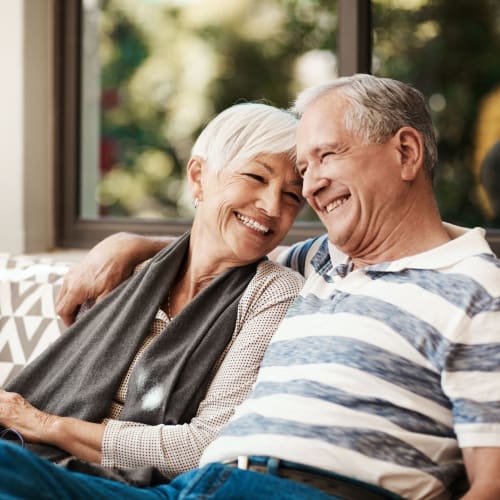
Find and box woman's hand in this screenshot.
[0,390,56,443]
[0,390,106,463]
[56,233,172,326]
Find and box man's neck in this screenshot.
[349,208,451,269]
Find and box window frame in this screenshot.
[54,0,500,254]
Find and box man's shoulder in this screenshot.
[441,225,500,276]
[452,251,500,302]
[279,234,332,277]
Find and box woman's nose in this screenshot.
[256,188,281,217]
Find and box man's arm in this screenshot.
[56,232,172,326]
[57,235,295,327]
[461,447,500,499]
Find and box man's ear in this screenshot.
[187,156,204,201]
[394,127,424,181]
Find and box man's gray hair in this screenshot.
[192,102,298,172]
[292,74,438,180]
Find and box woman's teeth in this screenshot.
[236,213,270,234]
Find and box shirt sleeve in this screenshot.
[101,262,304,478]
[446,321,500,447]
[441,261,500,448]
[276,234,331,278]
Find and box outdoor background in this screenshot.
[80,0,500,229]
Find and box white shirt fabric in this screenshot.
[201,225,500,500]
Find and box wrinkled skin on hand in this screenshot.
[0,390,55,443]
[56,233,169,326]
[56,237,133,326]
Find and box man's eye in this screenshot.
[321,152,334,161]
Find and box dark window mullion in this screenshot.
[338,0,371,76]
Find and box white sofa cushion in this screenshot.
[0,254,69,386]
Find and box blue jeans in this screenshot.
[0,442,337,499]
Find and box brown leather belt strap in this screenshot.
[222,456,403,500]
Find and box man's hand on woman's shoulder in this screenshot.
[56,232,171,326]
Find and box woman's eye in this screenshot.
[245,173,265,182]
[285,192,302,204]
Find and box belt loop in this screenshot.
[266,457,280,476]
[237,456,249,470]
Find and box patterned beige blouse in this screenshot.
[99,260,304,478]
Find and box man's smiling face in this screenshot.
[296,92,405,257]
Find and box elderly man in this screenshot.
[1,74,499,499]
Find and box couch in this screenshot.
[0,253,69,387]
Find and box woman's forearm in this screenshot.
[0,390,105,463]
[45,415,105,463]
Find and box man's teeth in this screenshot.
[236,213,270,234]
[325,196,349,213]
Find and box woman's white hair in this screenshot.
[191,102,298,172]
[292,74,438,181]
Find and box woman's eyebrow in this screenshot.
[253,159,302,187]
[254,159,274,173]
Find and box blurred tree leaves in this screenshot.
[90,0,500,228]
[91,0,337,220]
[373,0,500,227]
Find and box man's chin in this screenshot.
[326,228,354,252]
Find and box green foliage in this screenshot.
[91,0,500,228]
[373,0,500,227]
[92,0,337,220]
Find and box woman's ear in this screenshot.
[187,156,204,201]
[394,127,424,181]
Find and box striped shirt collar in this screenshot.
[328,224,493,276]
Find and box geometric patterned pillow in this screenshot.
[0,253,70,387]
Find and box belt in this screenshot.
[223,456,400,500]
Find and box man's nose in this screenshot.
[302,164,330,200]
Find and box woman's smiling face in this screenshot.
[193,152,303,265]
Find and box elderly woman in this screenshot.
[0,102,304,483]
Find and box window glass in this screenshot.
[80,0,338,222]
[373,0,500,229]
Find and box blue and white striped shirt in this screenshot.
[201,225,500,500]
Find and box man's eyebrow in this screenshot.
[315,142,340,152]
[297,142,340,160]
